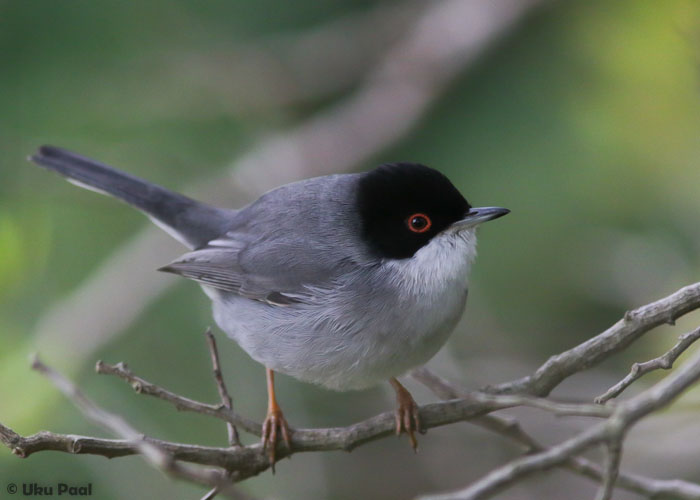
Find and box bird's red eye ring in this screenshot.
[406,213,432,233]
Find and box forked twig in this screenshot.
[204,327,241,447]
[595,326,700,404]
[30,355,239,497]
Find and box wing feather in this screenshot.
[158,173,368,305]
[159,245,316,305]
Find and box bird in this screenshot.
[30,145,509,466]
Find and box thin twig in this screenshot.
[7,362,615,469]
[0,391,556,469]
[569,456,700,500]
[30,355,239,497]
[414,366,611,417]
[469,393,612,418]
[411,367,538,451]
[201,488,220,500]
[412,366,700,500]
[0,424,254,471]
[204,327,241,447]
[420,341,700,500]
[95,360,259,435]
[94,360,567,452]
[97,358,613,449]
[595,437,623,500]
[202,328,241,500]
[487,282,700,396]
[595,326,700,404]
[0,360,622,467]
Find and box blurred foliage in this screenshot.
[2,0,700,498]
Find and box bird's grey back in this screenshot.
[205,173,374,295]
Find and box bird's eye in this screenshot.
[406,213,432,233]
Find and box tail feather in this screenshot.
[30,145,233,249]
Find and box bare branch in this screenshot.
[30,356,240,496]
[8,413,699,500]
[573,459,700,500]
[421,340,700,500]
[200,488,219,500]
[0,384,579,468]
[97,357,611,453]
[410,368,613,419]
[204,328,240,447]
[487,282,700,396]
[468,392,612,418]
[92,361,558,452]
[413,366,700,500]
[595,326,700,404]
[0,422,23,456]
[411,367,537,451]
[595,437,623,500]
[202,328,242,500]
[0,356,621,476]
[5,357,624,479]
[2,427,220,464]
[95,360,260,435]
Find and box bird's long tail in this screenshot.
[30,145,233,249]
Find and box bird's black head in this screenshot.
[357,163,471,259]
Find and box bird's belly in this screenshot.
[209,282,468,391]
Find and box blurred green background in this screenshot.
[3,1,700,498]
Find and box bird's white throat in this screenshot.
[386,228,478,299]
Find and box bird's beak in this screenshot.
[451,206,510,230]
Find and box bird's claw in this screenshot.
[394,389,421,451]
[261,408,291,471]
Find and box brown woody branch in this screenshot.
[2,357,612,473]
[595,326,700,404]
[94,360,260,435]
[487,282,700,396]
[204,327,240,447]
[28,356,241,497]
[420,343,700,500]
[98,359,608,451]
[415,281,700,499]
[413,366,700,500]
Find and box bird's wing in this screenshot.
[159,173,368,305]
[159,235,353,305]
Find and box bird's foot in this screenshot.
[390,378,422,451]
[261,406,291,471]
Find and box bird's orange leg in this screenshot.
[261,368,291,470]
[389,377,421,451]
